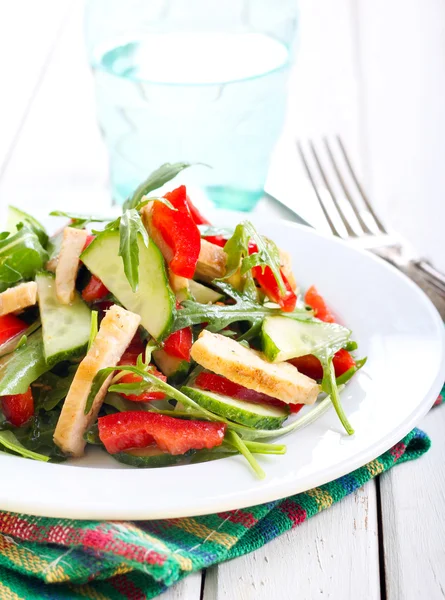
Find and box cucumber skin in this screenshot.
[81,230,175,341]
[112,450,191,468]
[182,386,288,430]
[261,329,281,362]
[36,272,90,367]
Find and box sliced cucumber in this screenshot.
[189,280,223,304]
[153,348,191,384]
[0,330,51,395]
[182,386,289,430]
[36,272,91,366]
[81,230,175,340]
[112,447,189,468]
[262,316,351,363]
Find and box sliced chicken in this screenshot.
[190,330,320,405]
[53,304,141,457]
[195,240,227,282]
[0,281,37,316]
[55,227,88,305]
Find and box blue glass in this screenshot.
[85,0,299,210]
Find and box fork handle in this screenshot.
[412,259,445,295]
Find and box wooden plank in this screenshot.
[380,406,445,600]
[203,482,380,600]
[0,0,73,175]
[161,572,202,600]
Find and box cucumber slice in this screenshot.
[182,386,289,430]
[262,316,351,363]
[81,230,174,340]
[36,272,91,366]
[189,280,223,304]
[112,447,189,468]
[153,348,191,384]
[0,330,51,395]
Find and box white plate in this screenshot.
[1,218,444,520]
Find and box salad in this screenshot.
[0,163,365,478]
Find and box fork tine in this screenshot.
[336,135,387,234]
[307,140,358,238]
[323,137,374,234]
[297,141,342,237]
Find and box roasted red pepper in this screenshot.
[163,327,192,361]
[82,275,109,303]
[152,190,201,278]
[304,285,336,323]
[0,314,28,346]
[252,265,296,312]
[164,185,211,225]
[203,235,226,247]
[98,411,226,455]
[1,387,34,427]
[195,372,303,414]
[117,352,166,402]
[290,349,356,380]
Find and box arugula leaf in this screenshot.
[7,206,48,248]
[221,221,286,295]
[0,225,48,291]
[0,430,49,462]
[0,319,40,359]
[49,211,110,229]
[11,410,67,460]
[123,162,191,211]
[32,366,77,412]
[224,430,265,478]
[118,209,149,292]
[0,330,51,395]
[336,357,367,386]
[172,282,311,339]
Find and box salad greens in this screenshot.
[0,165,366,478]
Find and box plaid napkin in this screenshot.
[0,385,442,600]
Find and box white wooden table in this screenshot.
[1,2,444,598]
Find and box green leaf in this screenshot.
[0,430,49,462]
[172,282,311,338]
[335,356,367,386]
[7,206,49,248]
[320,353,354,435]
[0,330,51,395]
[32,367,77,412]
[241,222,286,295]
[0,319,40,359]
[49,211,110,229]
[118,209,149,292]
[222,223,251,278]
[123,162,192,211]
[224,430,265,478]
[0,225,48,291]
[88,311,98,351]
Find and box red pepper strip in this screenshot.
[195,372,303,414]
[304,285,336,323]
[98,411,226,455]
[203,235,226,247]
[83,234,96,251]
[163,328,192,361]
[165,185,211,225]
[290,349,356,380]
[82,275,109,303]
[0,315,28,346]
[117,352,166,402]
[1,387,34,427]
[152,196,201,279]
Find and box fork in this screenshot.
[297,136,445,295]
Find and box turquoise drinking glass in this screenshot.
[85,0,299,210]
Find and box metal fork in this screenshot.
[297,136,445,295]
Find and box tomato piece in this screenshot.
[0,314,28,346]
[195,372,303,413]
[98,411,226,455]
[1,387,34,427]
[163,327,192,361]
[82,275,109,303]
[117,352,166,401]
[304,285,336,323]
[152,195,201,278]
[289,349,356,380]
[252,265,297,312]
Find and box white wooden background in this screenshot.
[0,2,444,599]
